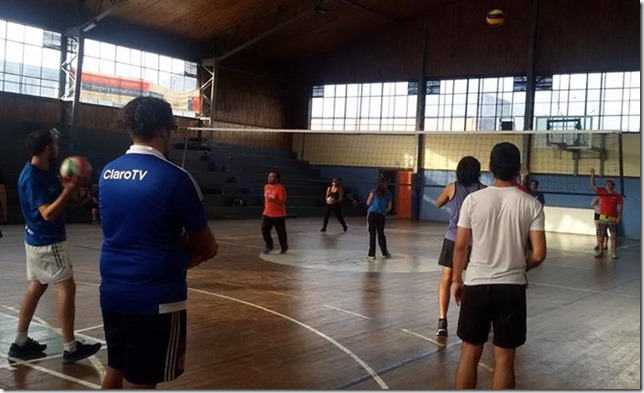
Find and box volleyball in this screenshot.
[486,9,504,26]
[60,156,92,183]
[326,196,335,205]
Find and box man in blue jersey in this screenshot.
[10,129,102,363]
[99,97,218,389]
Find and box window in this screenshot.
[534,71,640,132]
[309,82,417,131]
[424,77,526,131]
[0,19,61,99]
[81,39,199,116]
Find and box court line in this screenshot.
[1,354,101,389]
[530,282,639,299]
[400,328,446,348]
[323,305,370,319]
[188,288,390,389]
[0,309,106,387]
[76,324,104,333]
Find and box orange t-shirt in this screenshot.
[263,183,287,217]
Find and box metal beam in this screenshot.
[70,31,85,139]
[215,10,310,62]
[65,0,131,35]
[335,0,399,25]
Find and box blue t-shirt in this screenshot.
[367,189,393,216]
[99,145,208,315]
[18,162,66,246]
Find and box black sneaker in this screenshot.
[62,341,102,364]
[8,337,47,358]
[262,246,273,254]
[280,247,288,254]
[436,319,448,337]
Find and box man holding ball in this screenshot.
[10,129,102,363]
[99,96,218,389]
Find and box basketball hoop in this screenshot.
[550,142,567,159]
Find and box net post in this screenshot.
[618,131,625,197]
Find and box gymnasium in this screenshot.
[0,0,640,389]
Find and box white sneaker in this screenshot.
[611,253,618,259]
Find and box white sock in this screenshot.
[14,332,28,346]
[63,340,77,353]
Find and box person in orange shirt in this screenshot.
[262,171,288,254]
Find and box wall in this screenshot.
[300,0,640,84]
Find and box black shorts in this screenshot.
[457,284,526,348]
[437,238,471,269]
[103,310,187,385]
[593,212,600,221]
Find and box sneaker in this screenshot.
[367,255,375,260]
[436,319,448,337]
[320,228,326,232]
[611,253,618,259]
[262,246,273,254]
[383,252,392,259]
[594,250,603,258]
[280,247,288,254]
[63,341,102,364]
[343,226,348,232]
[593,245,600,251]
[8,338,47,358]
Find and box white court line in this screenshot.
[478,362,494,372]
[323,305,370,319]
[75,324,104,334]
[400,328,446,348]
[1,355,100,389]
[0,304,107,345]
[1,309,106,388]
[531,282,639,299]
[189,288,390,389]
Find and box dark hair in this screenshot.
[605,179,615,187]
[117,96,174,141]
[530,179,539,187]
[490,142,521,181]
[271,171,281,183]
[25,129,55,156]
[375,177,387,197]
[456,156,481,185]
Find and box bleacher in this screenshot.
[0,126,364,224]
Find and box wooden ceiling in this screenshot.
[46,0,446,66]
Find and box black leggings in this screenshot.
[322,203,347,230]
[367,212,388,256]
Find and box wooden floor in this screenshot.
[0,217,640,389]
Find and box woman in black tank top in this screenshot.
[321,179,348,232]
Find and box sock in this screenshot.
[14,332,28,346]
[63,340,77,353]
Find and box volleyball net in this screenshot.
[172,128,630,198]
